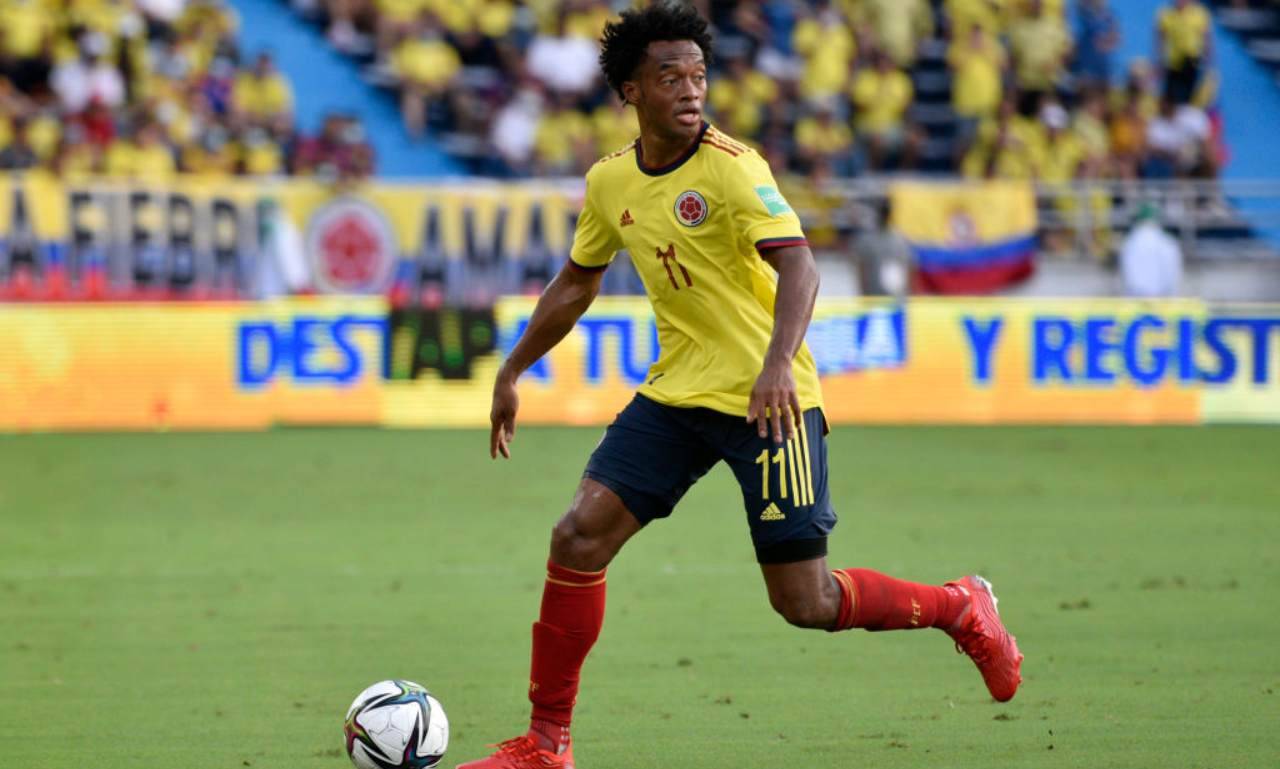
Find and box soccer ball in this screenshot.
[344,680,449,769]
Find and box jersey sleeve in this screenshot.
[568,171,621,271]
[724,153,808,252]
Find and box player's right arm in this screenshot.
[489,263,604,459]
[490,170,620,459]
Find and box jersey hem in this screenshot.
[636,385,824,418]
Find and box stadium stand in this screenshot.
[0,0,1244,192]
[265,0,1280,278]
[1,0,1276,303]
[282,0,1232,189]
[0,0,374,178]
[1215,0,1280,79]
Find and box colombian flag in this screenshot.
[890,181,1037,295]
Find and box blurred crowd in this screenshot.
[0,0,374,179]
[0,0,1229,188]
[950,0,1221,184]
[300,0,1225,186]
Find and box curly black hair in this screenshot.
[599,2,714,99]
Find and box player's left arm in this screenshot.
[748,244,819,444]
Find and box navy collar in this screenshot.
[634,122,709,176]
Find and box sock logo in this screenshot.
[759,503,785,521]
[910,598,922,626]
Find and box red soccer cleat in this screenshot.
[945,575,1023,702]
[455,735,575,769]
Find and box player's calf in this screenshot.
[762,564,844,629]
[770,595,839,629]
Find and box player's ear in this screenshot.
[621,81,640,106]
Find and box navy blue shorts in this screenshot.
[583,394,836,564]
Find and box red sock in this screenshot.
[528,560,607,733]
[830,568,968,632]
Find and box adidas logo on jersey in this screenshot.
[760,503,786,522]
[619,209,634,227]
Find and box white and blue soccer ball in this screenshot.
[344,680,449,769]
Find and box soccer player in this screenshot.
[459,5,1022,768]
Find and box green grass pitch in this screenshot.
[2,426,1277,768]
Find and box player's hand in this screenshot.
[747,358,803,444]
[489,369,519,459]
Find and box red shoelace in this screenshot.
[952,615,993,664]
[490,736,561,767]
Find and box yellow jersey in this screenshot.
[1159,2,1210,67]
[569,123,823,417]
[232,72,294,119]
[850,68,914,133]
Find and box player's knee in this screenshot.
[549,515,611,572]
[770,593,835,630]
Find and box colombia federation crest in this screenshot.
[674,190,708,227]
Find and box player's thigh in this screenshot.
[717,407,837,564]
[551,477,643,572]
[582,395,720,530]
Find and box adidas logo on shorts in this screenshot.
[759,503,786,522]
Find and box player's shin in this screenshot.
[828,568,968,632]
[527,560,607,748]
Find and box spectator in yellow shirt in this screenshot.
[232,52,295,133]
[850,51,918,170]
[963,101,1037,179]
[1157,0,1211,104]
[950,26,1005,121]
[55,125,99,178]
[793,1,856,100]
[137,125,180,180]
[707,54,778,140]
[533,96,594,175]
[102,133,136,177]
[1008,0,1071,114]
[564,0,610,41]
[963,123,1036,179]
[1112,58,1159,120]
[182,127,238,177]
[946,0,1011,40]
[1,0,54,94]
[1108,100,1146,180]
[392,13,462,137]
[25,110,61,163]
[591,101,639,156]
[779,158,848,250]
[102,123,177,180]
[1072,88,1111,166]
[856,0,933,67]
[949,24,1006,155]
[239,128,284,176]
[794,100,855,175]
[1033,103,1085,183]
[132,123,179,181]
[1036,103,1092,254]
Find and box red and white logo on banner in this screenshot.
[305,198,397,294]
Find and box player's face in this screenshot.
[626,40,707,142]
